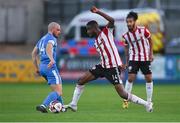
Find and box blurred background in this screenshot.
[0,0,180,83]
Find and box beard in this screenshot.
[53,33,58,38]
[128,24,135,31]
[88,33,97,38]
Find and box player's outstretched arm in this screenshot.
[90,6,114,28]
[46,43,55,68]
[31,47,40,74]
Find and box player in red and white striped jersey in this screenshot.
[94,23,123,68]
[65,6,153,112]
[122,11,154,109]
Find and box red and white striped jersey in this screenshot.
[95,27,122,68]
[122,26,151,61]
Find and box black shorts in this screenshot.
[89,64,122,85]
[128,61,152,75]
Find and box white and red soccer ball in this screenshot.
[49,100,62,113]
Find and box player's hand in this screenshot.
[149,54,154,62]
[90,6,99,13]
[35,70,40,76]
[48,60,55,68]
[124,61,129,67]
[120,64,127,71]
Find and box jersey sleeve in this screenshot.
[48,39,55,46]
[106,25,114,34]
[144,28,151,39]
[103,26,115,37]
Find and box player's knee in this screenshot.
[77,78,85,85]
[145,75,152,82]
[56,89,63,96]
[128,75,136,82]
[128,77,135,82]
[56,90,63,96]
[128,79,134,83]
[146,79,152,83]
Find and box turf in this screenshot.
[0,83,180,122]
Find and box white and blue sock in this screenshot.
[146,82,153,102]
[124,80,133,101]
[43,91,60,107]
[128,93,148,106]
[125,80,133,93]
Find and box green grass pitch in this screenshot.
[0,83,180,122]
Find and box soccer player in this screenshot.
[31,22,65,113]
[65,6,153,112]
[122,11,154,109]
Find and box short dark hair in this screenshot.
[126,11,138,21]
[86,20,98,27]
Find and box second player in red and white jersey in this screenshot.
[122,11,154,110]
[95,26,122,68]
[122,26,151,61]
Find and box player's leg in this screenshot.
[123,73,136,108]
[141,61,153,103]
[36,68,64,113]
[37,84,63,113]
[145,74,153,102]
[38,84,64,112]
[125,74,136,95]
[123,61,139,108]
[125,61,139,93]
[114,83,153,112]
[105,67,153,112]
[65,71,96,111]
[69,71,95,108]
[66,64,103,111]
[42,83,64,106]
[50,84,66,112]
[50,84,63,103]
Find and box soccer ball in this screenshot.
[49,100,62,113]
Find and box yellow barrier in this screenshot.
[0,60,44,83]
[137,12,164,52]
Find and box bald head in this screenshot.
[48,22,61,38]
[48,22,60,32]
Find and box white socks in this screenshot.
[125,80,147,106]
[125,80,153,102]
[128,93,148,106]
[128,82,153,108]
[146,82,153,102]
[124,80,133,101]
[71,84,85,106]
[70,81,153,107]
[125,80,133,93]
